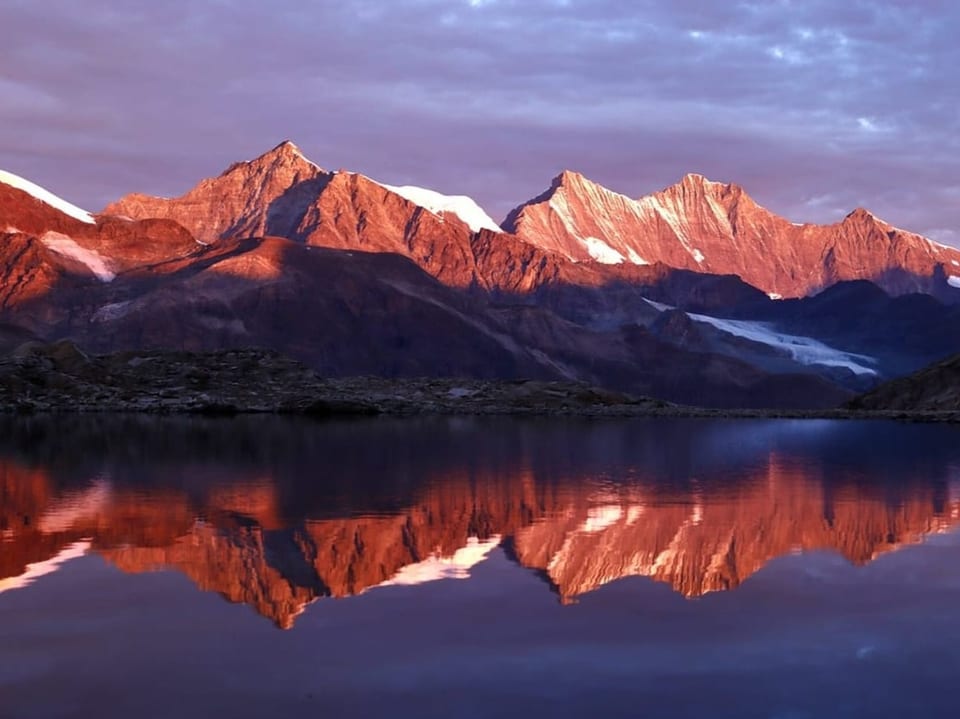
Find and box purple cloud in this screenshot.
[0,0,957,246]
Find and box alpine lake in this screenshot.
[2,415,960,718]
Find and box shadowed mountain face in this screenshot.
[3,416,959,628]
[0,169,862,408]
[847,352,960,412]
[4,143,960,408]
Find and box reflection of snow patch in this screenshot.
[0,169,95,224]
[0,541,91,595]
[579,505,623,533]
[948,275,960,289]
[580,237,625,264]
[41,231,115,282]
[39,479,112,533]
[626,505,646,525]
[378,536,501,587]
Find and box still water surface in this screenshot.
[2,416,960,718]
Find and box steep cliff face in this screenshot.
[504,171,960,299]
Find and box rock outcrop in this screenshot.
[847,353,960,411]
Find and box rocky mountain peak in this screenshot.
[553,169,591,189]
[219,140,325,181]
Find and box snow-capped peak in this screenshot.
[377,181,502,234]
[0,169,95,224]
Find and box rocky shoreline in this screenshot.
[1,342,958,422]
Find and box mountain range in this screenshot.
[3,140,960,408]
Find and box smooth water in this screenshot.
[2,416,960,718]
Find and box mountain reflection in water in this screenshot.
[1,415,959,629]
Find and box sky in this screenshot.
[1,0,958,246]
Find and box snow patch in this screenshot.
[642,298,876,375]
[41,232,115,282]
[378,536,502,587]
[626,248,649,265]
[580,236,625,264]
[378,182,502,233]
[951,260,960,267]
[0,541,91,595]
[687,311,877,375]
[0,169,95,224]
[768,292,783,300]
[284,141,324,171]
[948,276,960,289]
[92,300,134,323]
[691,248,705,263]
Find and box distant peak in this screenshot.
[238,140,324,173]
[844,207,886,226]
[552,169,591,188]
[678,172,726,189]
[272,139,301,153]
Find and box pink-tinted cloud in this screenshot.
[0,0,957,245]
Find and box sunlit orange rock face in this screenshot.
[105,142,484,289]
[102,142,960,305]
[7,142,960,409]
[0,181,202,333]
[0,182,199,274]
[3,455,957,628]
[504,171,960,299]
